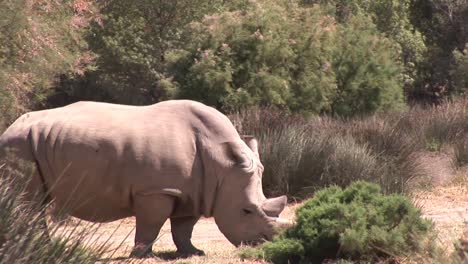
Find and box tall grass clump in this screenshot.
[0,161,108,264]
[232,98,468,198]
[231,108,424,197]
[241,182,440,264]
[260,127,381,197]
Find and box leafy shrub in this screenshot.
[168,1,336,113]
[0,0,94,121]
[53,0,226,106]
[303,0,426,98]
[331,13,406,116]
[169,0,404,115]
[244,182,435,263]
[451,49,468,96]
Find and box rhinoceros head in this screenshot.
[212,136,289,246]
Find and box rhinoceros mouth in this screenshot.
[240,234,269,247]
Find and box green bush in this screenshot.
[53,0,225,106]
[331,13,406,116]
[0,0,92,120]
[303,0,426,98]
[244,182,435,263]
[168,1,336,113]
[169,0,404,115]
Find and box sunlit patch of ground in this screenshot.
[413,178,468,254]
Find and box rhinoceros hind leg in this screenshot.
[130,194,175,258]
[25,165,51,241]
[171,216,205,257]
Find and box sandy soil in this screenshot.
[413,184,468,252]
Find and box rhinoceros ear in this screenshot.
[241,135,259,158]
[227,141,256,173]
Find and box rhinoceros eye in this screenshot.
[242,208,254,215]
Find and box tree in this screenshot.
[167,2,337,113]
[331,13,405,116]
[0,0,94,127]
[51,0,225,106]
[301,0,426,102]
[168,1,404,115]
[409,0,468,102]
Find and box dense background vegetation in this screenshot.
[0,0,467,195]
[0,0,466,126]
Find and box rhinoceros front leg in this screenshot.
[171,216,205,256]
[130,194,175,258]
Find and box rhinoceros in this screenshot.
[0,100,289,257]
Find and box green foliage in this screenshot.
[169,1,405,115]
[426,137,442,152]
[409,0,468,101]
[168,1,337,113]
[331,13,405,116]
[0,0,92,121]
[245,182,434,263]
[1,0,465,118]
[451,49,468,95]
[54,0,225,106]
[303,0,426,103]
[260,239,304,264]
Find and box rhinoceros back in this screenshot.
[0,100,239,222]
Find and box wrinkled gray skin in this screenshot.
[0,100,288,257]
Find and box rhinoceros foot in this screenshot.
[130,245,156,258]
[176,247,205,258]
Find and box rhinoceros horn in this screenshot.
[262,195,287,217]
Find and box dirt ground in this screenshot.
[413,183,468,253]
[55,180,467,264]
[56,202,300,264]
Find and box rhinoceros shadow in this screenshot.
[155,250,190,260]
[99,250,190,262]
